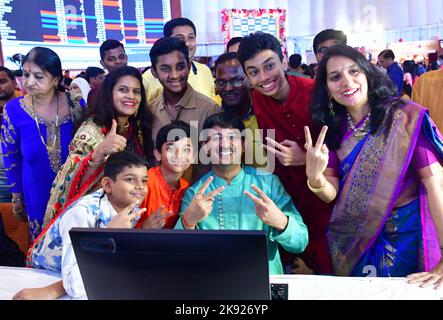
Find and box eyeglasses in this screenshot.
[214,77,245,88]
[317,47,329,55]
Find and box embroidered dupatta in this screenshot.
[328,102,442,276]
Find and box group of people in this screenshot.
[1,17,443,300]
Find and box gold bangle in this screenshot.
[88,159,105,167]
[307,178,326,194]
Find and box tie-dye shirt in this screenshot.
[30,189,118,298]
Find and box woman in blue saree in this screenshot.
[305,44,443,289]
[1,47,84,242]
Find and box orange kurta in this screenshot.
[136,166,189,229]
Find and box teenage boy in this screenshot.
[214,52,266,168]
[237,31,333,275]
[312,29,347,63]
[149,36,220,143]
[143,17,217,106]
[88,40,128,106]
[136,121,193,229]
[13,151,148,300]
[176,112,308,275]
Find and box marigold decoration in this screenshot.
[221,8,287,54]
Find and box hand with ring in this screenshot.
[182,176,224,228]
[304,125,329,182]
[91,119,127,162]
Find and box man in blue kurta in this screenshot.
[175,112,308,274]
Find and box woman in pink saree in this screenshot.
[305,44,443,289]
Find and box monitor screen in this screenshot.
[69,228,271,300]
[0,0,171,70]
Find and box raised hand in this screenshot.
[304,125,329,183]
[142,205,174,229]
[182,176,224,228]
[91,119,127,163]
[264,137,306,166]
[107,200,146,229]
[244,184,288,231]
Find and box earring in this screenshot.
[328,97,335,116]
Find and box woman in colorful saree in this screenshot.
[305,44,443,289]
[39,66,155,233]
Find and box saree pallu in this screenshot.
[328,102,442,276]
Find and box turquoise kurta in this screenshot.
[176,166,308,274]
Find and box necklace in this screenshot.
[32,94,59,153]
[118,121,129,131]
[347,111,371,140]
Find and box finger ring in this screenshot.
[321,148,328,154]
[304,143,310,150]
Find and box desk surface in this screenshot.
[1,266,442,300]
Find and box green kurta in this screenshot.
[176,166,309,274]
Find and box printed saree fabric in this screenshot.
[328,102,442,276]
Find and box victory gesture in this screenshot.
[244,184,288,231]
[304,125,329,182]
[107,200,146,229]
[142,205,174,229]
[182,176,224,228]
[91,119,127,163]
[264,137,306,166]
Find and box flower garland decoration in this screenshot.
[221,8,287,52]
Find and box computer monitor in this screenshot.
[69,228,270,300]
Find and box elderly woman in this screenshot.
[305,44,443,288]
[1,47,84,241]
[69,77,91,103]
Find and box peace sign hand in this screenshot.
[107,200,146,229]
[244,184,288,231]
[183,176,224,227]
[304,125,329,182]
[142,205,175,229]
[264,137,306,166]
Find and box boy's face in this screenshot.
[155,137,193,174]
[152,50,190,95]
[205,126,243,166]
[243,49,287,99]
[171,25,196,60]
[103,165,148,210]
[101,46,128,72]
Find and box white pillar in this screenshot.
[310,0,325,35]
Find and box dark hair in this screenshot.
[214,52,239,71]
[22,47,62,81]
[86,66,155,164]
[289,54,302,69]
[238,32,283,68]
[226,37,242,51]
[311,44,403,150]
[100,39,125,61]
[163,17,196,37]
[149,37,189,69]
[203,112,245,132]
[402,60,419,78]
[0,66,15,81]
[378,49,395,60]
[104,151,148,181]
[313,29,347,54]
[85,66,105,82]
[155,120,191,151]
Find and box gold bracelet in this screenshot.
[307,178,327,194]
[88,159,105,167]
